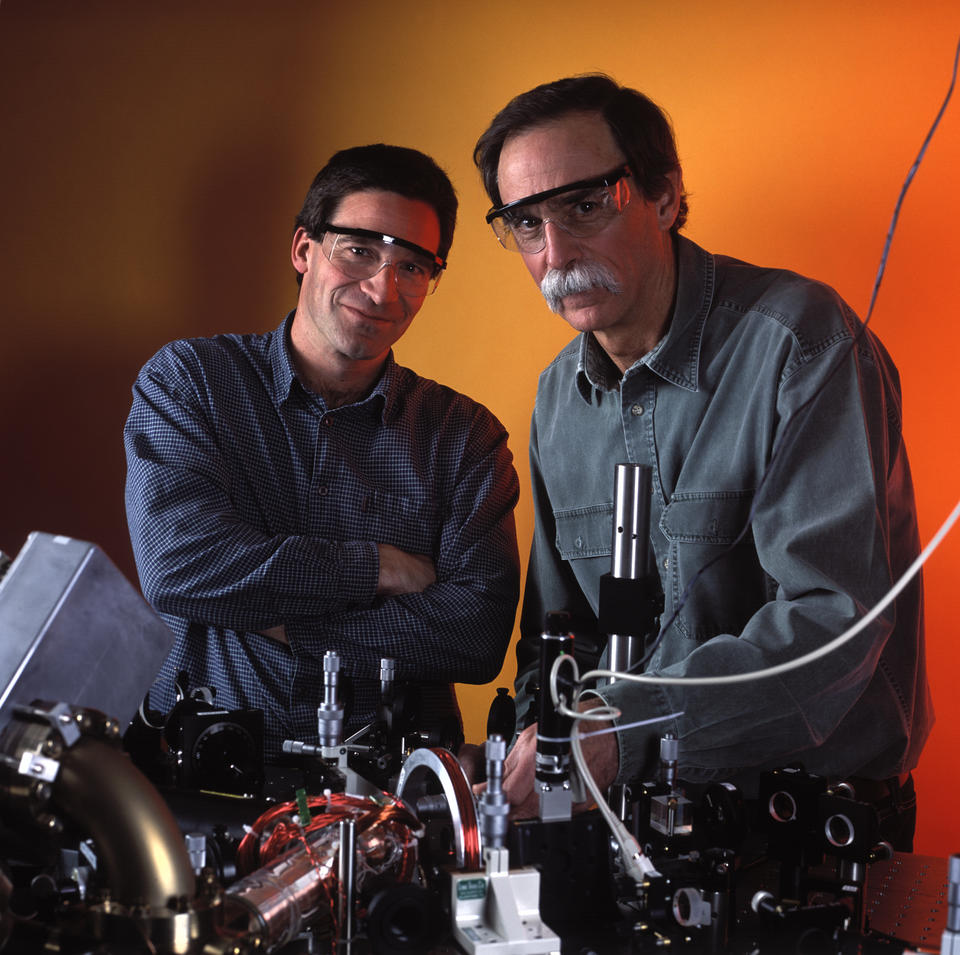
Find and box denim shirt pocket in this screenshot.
[554,502,613,561]
[659,491,762,642]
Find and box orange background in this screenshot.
[1,2,957,856]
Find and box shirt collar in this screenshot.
[269,310,393,422]
[269,311,299,405]
[367,355,397,422]
[575,333,621,401]
[575,235,716,402]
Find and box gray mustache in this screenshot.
[539,262,621,312]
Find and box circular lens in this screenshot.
[824,813,855,848]
[768,790,797,823]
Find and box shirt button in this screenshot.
[663,558,670,569]
[631,403,644,417]
[575,536,583,549]
[317,485,328,495]
[323,417,333,427]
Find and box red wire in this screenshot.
[235,791,418,873]
[428,749,482,870]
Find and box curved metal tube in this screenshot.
[54,736,195,908]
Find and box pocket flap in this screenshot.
[555,503,613,560]
[660,492,752,545]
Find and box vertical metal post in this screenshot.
[337,817,356,946]
[318,651,343,748]
[606,463,652,680]
[536,611,574,822]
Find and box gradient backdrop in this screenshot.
[1,2,957,855]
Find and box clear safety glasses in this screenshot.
[486,165,632,254]
[319,224,446,296]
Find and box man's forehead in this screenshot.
[497,112,624,205]
[332,189,441,253]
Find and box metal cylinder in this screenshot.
[661,733,679,790]
[536,612,574,786]
[380,657,396,702]
[481,735,509,850]
[607,633,640,681]
[605,464,654,682]
[337,818,356,942]
[225,810,416,948]
[610,463,652,580]
[317,650,343,747]
[185,833,207,875]
[322,650,340,707]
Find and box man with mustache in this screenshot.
[474,75,930,848]
[125,145,520,760]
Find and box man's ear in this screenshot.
[291,227,312,276]
[655,169,683,231]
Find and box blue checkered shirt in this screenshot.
[124,313,520,757]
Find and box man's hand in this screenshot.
[498,723,540,818]
[494,713,620,819]
[258,624,288,644]
[376,543,436,596]
[457,742,485,785]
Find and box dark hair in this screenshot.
[474,74,687,232]
[294,144,458,283]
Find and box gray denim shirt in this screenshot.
[518,235,933,794]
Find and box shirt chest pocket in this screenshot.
[659,492,764,640]
[360,489,441,555]
[659,493,751,545]
[554,503,613,561]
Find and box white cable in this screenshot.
[570,712,660,881]
[576,496,960,689]
[545,652,682,732]
[535,40,959,883]
[549,653,662,881]
[538,498,958,883]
